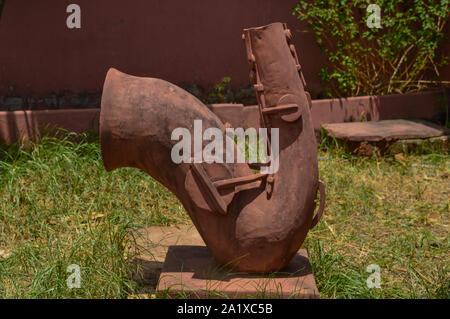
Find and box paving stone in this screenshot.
[131,224,205,292]
[157,246,319,299]
[322,119,445,142]
[131,225,319,298]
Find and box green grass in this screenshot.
[0,132,448,298]
[0,133,187,298]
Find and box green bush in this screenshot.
[293,0,449,97]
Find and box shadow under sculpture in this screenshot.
[99,22,325,273]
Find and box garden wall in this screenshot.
[1,1,448,145]
[1,89,447,145]
[0,0,328,110]
[1,1,448,112]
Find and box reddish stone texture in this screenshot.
[157,246,319,299]
[321,120,448,156]
[0,0,326,107]
[322,119,445,142]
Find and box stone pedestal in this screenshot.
[156,245,319,299]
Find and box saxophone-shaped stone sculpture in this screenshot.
[100,22,325,273]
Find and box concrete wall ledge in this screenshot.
[0,108,100,145]
[209,89,448,132]
[1,89,448,145]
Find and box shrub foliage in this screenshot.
[293,0,449,97]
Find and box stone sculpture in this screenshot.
[100,22,325,273]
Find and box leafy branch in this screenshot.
[293,0,450,97]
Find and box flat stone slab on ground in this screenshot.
[131,224,205,291]
[157,246,319,299]
[322,119,444,142]
[132,225,319,298]
[134,224,205,262]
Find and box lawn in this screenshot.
[0,133,448,298]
